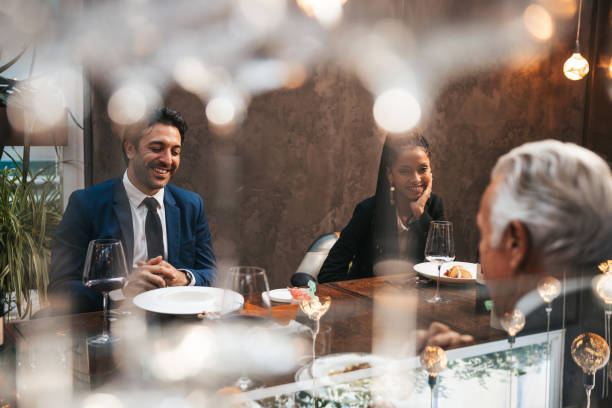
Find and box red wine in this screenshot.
[85,277,126,292]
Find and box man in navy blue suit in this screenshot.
[49,107,217,313]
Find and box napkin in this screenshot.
[240,302,299,326]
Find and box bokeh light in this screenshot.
[312,0,343,27]
[82,393,123,408]
[6,76,67,133]
[173,57,212,96]
[563,52,589,80]
[206,96,238,127]
[373,88,421,133]
[108,84,160,126]
[523,4,554,40]
[238,0,287,32]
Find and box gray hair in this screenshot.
[489,139,612,272]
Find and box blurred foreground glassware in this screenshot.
[82,239,128,345]
[424,221,455,304]
[222,266,271,391]
[299,294,331,377]
[571,332,610,408]
[420,346,447,408]
[592,273,612,397]
[537,276,561,406]
[500,308,525,408]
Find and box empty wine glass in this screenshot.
[221,266,271,391]
[299,295,331,377]
[82,239,128,344]
[424,221,455,303]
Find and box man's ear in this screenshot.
[503,221,530,272]
[124,140,136,160]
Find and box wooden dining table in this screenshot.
[0,273,506,405]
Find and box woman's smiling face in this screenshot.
[386,146,432,202]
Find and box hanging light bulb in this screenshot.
[571,332,610,408]
[564,48,589,80]
[563,0,589,81]
[420,346,447,407]
[538,276,562,306]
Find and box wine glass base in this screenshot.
[426,296,449,304]
[234,376,264,392]
[87,333,119,346]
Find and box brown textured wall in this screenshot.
[91,1,592,289]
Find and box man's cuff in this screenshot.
[179,269,196,286]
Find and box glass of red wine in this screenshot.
[82,239,128,344]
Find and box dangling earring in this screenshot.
[389,185,396,206]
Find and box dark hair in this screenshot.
[373,128,431,257]
[121,107,188,164]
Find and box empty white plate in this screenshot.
[133,286,243,315]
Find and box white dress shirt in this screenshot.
[111,172,193,301]
[123,171,168,264]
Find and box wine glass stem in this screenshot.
[434,264,442,300]
[102,292,109,338]
[311,319,320,378]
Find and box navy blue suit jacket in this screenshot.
[48,177,217,313]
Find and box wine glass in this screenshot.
[424,221,455,304]
[299,295,331,377]
[221,266,271,391]
[82,239,129,344]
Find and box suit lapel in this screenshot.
[164,187,180,264]
[112,179,134,268]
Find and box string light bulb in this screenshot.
[537,276,561,306]
[563,0,588,80]
[420,345,447,408]
[500,309,526,342]
[571,332,610,408]
[420,345,448,380]
[537,276,562,405]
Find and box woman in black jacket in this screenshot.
[318,130,445,283]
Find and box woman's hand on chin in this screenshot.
[410,178,432,219]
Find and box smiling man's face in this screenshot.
[125,123,182,195]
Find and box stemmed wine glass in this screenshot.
[424,221,455,304]
[221,266,271,391]
[299,295,331,377]
[82,239,129,344]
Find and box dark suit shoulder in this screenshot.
[165,184,205,209]
[66,178,117,211]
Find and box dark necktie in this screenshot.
[143,197,164,259]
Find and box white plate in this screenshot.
[132,286,243,315]
[295,353,385,381]
[262,288,308,303]
[413,261,477,283]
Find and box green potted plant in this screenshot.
[0,150,62,319]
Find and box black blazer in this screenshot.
[318,194,444,283]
